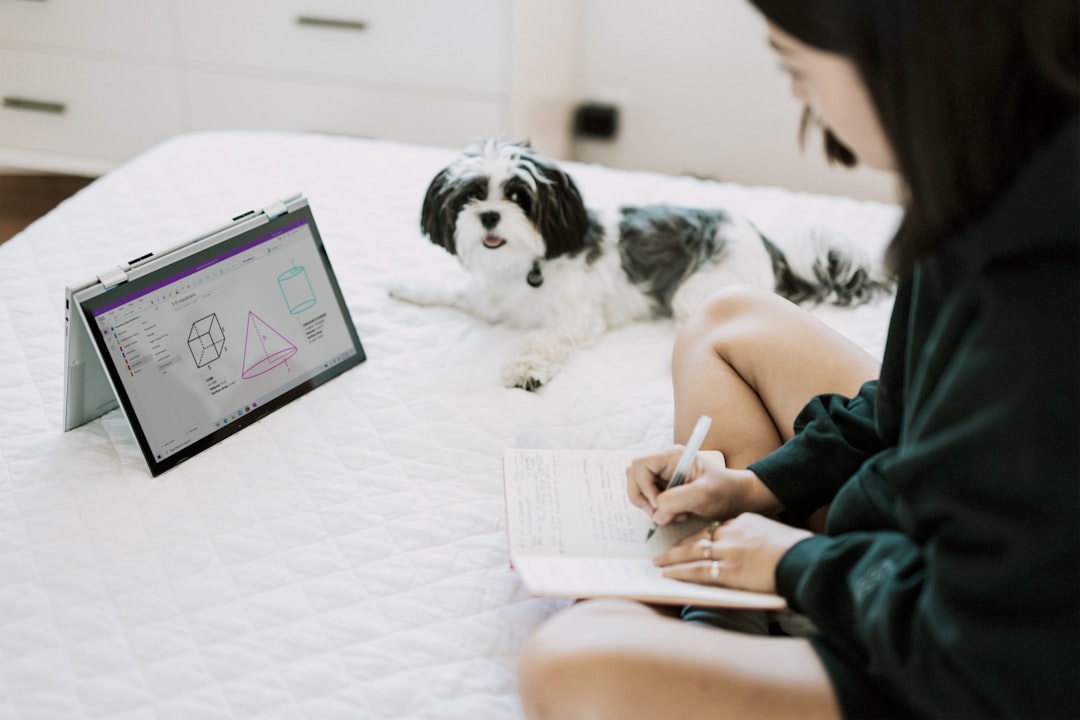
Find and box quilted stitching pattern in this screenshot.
[0,132,899,719]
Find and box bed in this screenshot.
[0,132,900,719]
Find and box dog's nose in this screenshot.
[479,211,500,230]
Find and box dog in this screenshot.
[391,139,889,391]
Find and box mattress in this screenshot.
[0,131,900,719]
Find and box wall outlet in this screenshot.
[573,103,619,140]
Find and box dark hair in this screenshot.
[748,0,1079,277]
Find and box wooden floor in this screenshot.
[0,174,95,245]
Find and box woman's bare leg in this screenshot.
[519,599,841,720]
[672,286,879,467]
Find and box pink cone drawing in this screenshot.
[241,310,297,379]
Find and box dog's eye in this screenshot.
[460,182,487,204]
[508,189,532,212]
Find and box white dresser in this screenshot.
[0,0,580,176]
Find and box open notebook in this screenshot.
[504,448,787,609]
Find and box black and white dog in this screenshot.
[391,139,889,391]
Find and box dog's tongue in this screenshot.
[483,235,506,249]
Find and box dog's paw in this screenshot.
[388,280,441,307]
[502,356,555,392]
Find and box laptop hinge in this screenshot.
[98,266,129,287]
[262,200,288,221]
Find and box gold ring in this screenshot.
[709,561,720,582]
[697,537,712,560]
[707,520,721,540]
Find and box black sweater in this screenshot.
[750,116,1080,718]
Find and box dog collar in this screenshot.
[527,260,543,288]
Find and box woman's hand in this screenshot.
[653,513,812,594]
[626,449,782,527]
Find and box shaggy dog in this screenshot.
[391,139,888,391]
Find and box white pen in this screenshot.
[645,414,713,541]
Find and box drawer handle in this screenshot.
[3,97,67,115]
[296,15,368,32]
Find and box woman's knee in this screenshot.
[519,599,646,682]
[685,284,787,332]
[674,285,784,364]
[519,600,656,719]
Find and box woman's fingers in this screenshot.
[627,449,741,528]
[660,559,729,586]
[653,523,720,566]
[653,514,812,593]
[654,525,731,586]
[651,480,709,525]
[625,448,684,512]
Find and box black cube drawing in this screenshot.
[189,313,225,368]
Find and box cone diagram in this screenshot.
[242,310,297,379]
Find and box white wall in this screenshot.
[572,0,899,203]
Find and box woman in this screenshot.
[518,2,1079,718]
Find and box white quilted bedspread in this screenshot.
[0,132,900,719]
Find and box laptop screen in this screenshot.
[77,204,365,475]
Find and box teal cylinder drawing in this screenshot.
[278,264,316,314]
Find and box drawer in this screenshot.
[185,70,506,150]
[0,0,174,60]
[0,49,185,163]
[177,0,506,95]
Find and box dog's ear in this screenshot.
[420,167,458,255]
[534,165,590,259]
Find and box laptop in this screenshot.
[64,193,366,476]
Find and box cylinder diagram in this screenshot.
[278,263,317,314]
